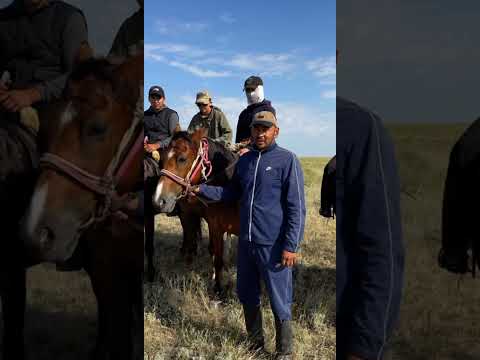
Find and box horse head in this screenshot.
[152,129,208,213]
[21,53,143,263]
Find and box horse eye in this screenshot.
[177,156,187,164]
[86,121,107,137]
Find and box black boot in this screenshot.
[274,315,293,359]
[243,304,265,352]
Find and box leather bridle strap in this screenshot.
[158,168,191,189]
[40,153,114,197]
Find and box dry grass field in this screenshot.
[144,157,336,360]
[386,123,480,359]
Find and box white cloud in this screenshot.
[321,89,336,99]
[144,43,207,58]
[168,61,232,78]
[145,42,335,83]
[174,94,334,138]
[219,13,236,24]
[154,19,208,35]
[307,56,336,78]
[228,53,296,76]
[145,42,298,78]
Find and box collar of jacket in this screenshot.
[147,106,167,115]
[252,141,277,154]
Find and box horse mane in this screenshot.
[68,58,116,84]
[171,131,193,144]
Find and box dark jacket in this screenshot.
[0,0,88,102]
[320,155,336,218]
[199,142,306,252]
[108,8,143,58]
[143,106,179,148]
[235,100,276,143]
[441,117,480,271]
[336,97,404,360]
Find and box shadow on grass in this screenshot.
[293,263,336,328]
[0,304,96,360]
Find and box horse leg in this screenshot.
[131,272,143,360]
[209,225,224,295]
[144,208,155,282]
[88,270,133,360]
[91,299,108,360]
[107,279,134,360]
[144,179,156,282]
[178,210,200,265]
[0,266,26,360]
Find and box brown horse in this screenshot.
[21,55,143,359]
[153,130,240,293]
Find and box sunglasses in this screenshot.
[244,87,257,93]
[150,95,163,100]
[196,103,209,107]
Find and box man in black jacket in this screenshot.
[144,85,179,178]
[235,76,276,154]
[337,96,404,360]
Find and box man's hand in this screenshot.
[0,88,41,112]
[189,185,200,195]
[281,250,297,268]
[238,148,250,156]
[144,142,161,153]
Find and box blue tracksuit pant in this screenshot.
[236,239,293,321]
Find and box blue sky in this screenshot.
[144,0,336,156]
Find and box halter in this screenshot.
[159,138,212,200]
[39,102,143,233]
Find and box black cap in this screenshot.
[149,86,164,98]
[244,76,263,90]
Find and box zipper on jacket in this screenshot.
[248,151,262,242]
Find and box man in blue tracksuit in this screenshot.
[337,96,404,360]
[193,111,306,359]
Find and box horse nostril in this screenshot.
[154,197,166,209]
[38,227,54,251]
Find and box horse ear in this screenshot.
[190,127,207,147]
[73,42,94,66]
[112,53,143,109]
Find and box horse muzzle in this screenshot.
[152,194,177,213]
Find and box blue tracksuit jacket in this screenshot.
[199,142,306,252]
[337,97,404,360]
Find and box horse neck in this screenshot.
[205,138,237,186]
